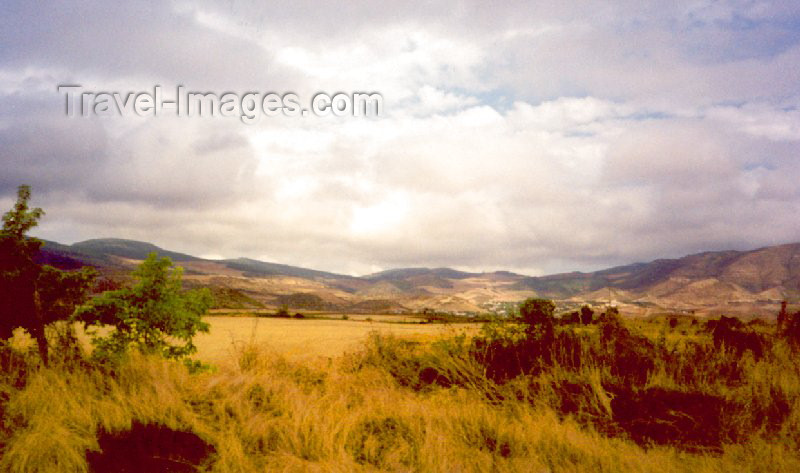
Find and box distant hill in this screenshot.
[222,257,352,280]
[39,238,352,278]
[70,238,200,262]
[34,237,800,315]
[513,244,800,300]
[36,240,96,270]
[367,267,479,281]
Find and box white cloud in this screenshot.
[3,0,800,275]
[707,102,800,141]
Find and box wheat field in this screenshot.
[193,316,477,362]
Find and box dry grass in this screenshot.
[0,317,798,472]
[193,316,477,362]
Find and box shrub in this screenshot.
[75,253,212,361]
[597,310,657,386]
[782,311,800,348]
[579,305,594,325]
[712,315,767,359]
[519,298,555,331]
[561,311,581,325]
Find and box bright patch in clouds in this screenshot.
[1,0,800,275]
[350,193,410,236]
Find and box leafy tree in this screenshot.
[35,264,97,357]
[519,297,555,340]
[0,186,42,341]
[579,305,594,325]
[519,298,555,327]
[515,297,557,367]
[76,253,212,360]
[0,185,96,362]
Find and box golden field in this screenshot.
[193,316,478,362]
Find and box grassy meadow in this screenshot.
[0,313,798,472]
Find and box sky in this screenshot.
[1,0,800,276]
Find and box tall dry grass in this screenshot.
[0,317,797,472]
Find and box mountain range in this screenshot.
[37,238,799,317]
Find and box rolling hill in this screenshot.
[36,238,800,317]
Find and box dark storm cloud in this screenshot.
[0,86,109,196]
[0,118,107,195]
[0,0,294,89]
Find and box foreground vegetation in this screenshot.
[0,312,798,472]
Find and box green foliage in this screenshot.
[0,185,95,360]
[478,320,527,346]
[36,265,97,326]
[76,253,211,361]
[519,298,556,346]
[1,185,43,239]
[519,298,555,327]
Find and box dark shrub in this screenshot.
[777,301,788,333]
[783,310,800,348]
[712,315,766,359]
[519,298,555,322]
[579,305,594,325]
[561,311,580,325]
[610,386,732,451]
[597,311,657,386]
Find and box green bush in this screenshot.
[75,253,212,361]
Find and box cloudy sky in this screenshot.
[2,1,800,276]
